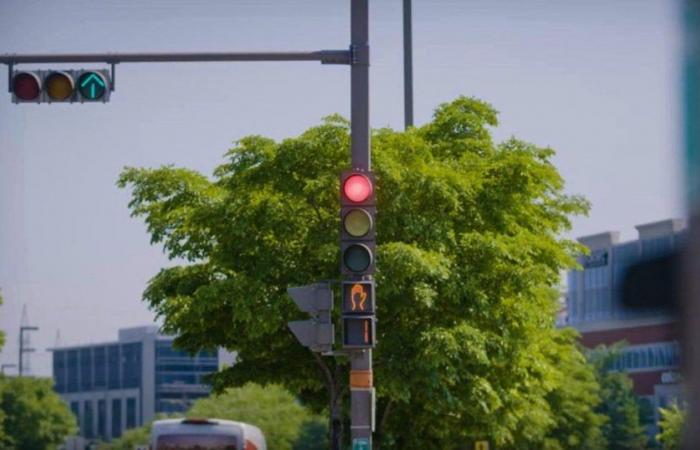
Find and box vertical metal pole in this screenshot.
[350,0,374,448]
[18,328,23,376]
[403,0,414,129]
[351,0,370,171]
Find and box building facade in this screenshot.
[52,326,225,441]
[565,219,685,426]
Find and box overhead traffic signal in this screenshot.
[287,283,334,353]
[11,69,111,104]
[340,171,376,276]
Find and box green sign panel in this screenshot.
[78,71,107,100]
[352,438,370,450]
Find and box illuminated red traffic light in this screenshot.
[12,72,41,101]
[343,173,373,203]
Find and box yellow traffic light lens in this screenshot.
[45,72,74,101]
[344,209,372,237]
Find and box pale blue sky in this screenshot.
[0,0,684,375]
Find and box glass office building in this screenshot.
[52,326,224,441]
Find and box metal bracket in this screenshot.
[319,49,352,65]
[350,44,369,66]
[110,62,116,91]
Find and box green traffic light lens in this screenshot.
[344,244,372,273]
[78,71,107,100]
[344,209,372,237]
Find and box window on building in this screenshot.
[642,236,673,258]
[111,398,122,439]
[108,345,120,390]
[94,346,107,389]
[156,373,197,385]
[97,399,106,439]
[84,400,94,439]
[70,401,80,426]
[67,350,79,393]
[80,348,93,391]
[53,350,66,393]
[121,343,142,389]
[126,397,137,429]
[612,343,681,371]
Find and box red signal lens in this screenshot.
[12,72,41,101]
[343,174,373,203]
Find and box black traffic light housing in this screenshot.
[340,171,376,276]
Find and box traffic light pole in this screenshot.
[349,0,374,448]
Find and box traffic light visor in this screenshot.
[343,209,372,237]
[343,174,373,203]
[12,72,41,101]
[45,71,74,101]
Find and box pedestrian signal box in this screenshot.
[342,280,375,315]
[343,316,375,348]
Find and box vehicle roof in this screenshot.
[152,418,263,434]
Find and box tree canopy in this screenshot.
[588,346,648,450]
[119,96,594,448]
[656,402,685,450]
[0,376,77,449]
[188,383,327,450]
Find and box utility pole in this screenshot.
[18,305,39,376]
[403,0,414,129]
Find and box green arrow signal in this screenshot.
[78,72,107,100]
[80,73,105,88]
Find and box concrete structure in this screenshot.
[565,219,685,429]
[51,326,230,441]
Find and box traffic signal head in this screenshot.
[287,283,334,353]
[10,69,111,104]
[340,171,376,276]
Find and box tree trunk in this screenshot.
[373,399,394,450]
[314,354,345,450]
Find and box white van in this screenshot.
[150,418,267,450]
